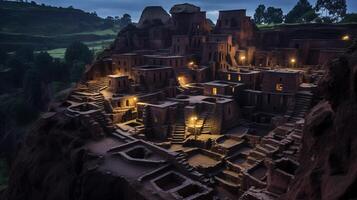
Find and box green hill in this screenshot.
[0,1,121,53]
[0,1,113,35]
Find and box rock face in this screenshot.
[169,3,200,14]
[1,115,138,200]
[282,41,357,200]
[137,6,170,28]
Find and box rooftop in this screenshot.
[134,65,172,71]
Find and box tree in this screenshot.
[285,0,317,23]
[341,13,357,23]
[65,41,93,65]
[15,47,34,63]
[254,5,266,24]
[118,14,132,28]
[34,52,54,83]
[70,61,85,82]
[23,67,43,109]
[315,0,347,22]
[6,58,27,87]
[265,7,284,24]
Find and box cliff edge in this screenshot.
[282,40,357,200]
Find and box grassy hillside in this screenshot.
[0,1,120,52]
[0,1,112,35]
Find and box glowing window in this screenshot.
[238,75,241,81]
[342,35,350,41]
[227,74,231,81]
[212,87,217,95]
[276,84,283,92]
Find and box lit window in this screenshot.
[276,84,283,91]
[212,87,217,95]
[238,75,241,81]
[227,74,231,81]
[342,35,350,41]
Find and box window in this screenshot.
[238,75,241,81]
[212,87,217,95]
[126,100,129,107]
[267,94,271,104]
[227,74,231,81]
[276,84,283,92]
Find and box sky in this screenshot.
[35,0,357,22]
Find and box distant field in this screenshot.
[45,38,114,59]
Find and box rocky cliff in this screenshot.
[0,114,139,200]
[282,40,357,200]
[137,6,170,28]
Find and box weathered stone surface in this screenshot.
[281,41,357,200]
[138,6,170,28]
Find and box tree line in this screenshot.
[0,42,93,125]
[254,0,355,25]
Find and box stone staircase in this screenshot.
[171,122,186,144]
[255,143,278,156]
[286,91,313,123]
[173,152,211,185]
[197,111,212,135]
[87,78,109,93]
[215,169,242,189]
[91,94,106,109]
[92,111,115,134]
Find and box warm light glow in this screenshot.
[276,83,283,91]
[212,87,217,95]
[238,75,241,81]
[240,56,246,61]
[133,97,137,101]
[290,58,296,64]
[188,61,195,66]
[342,35,350,41]
[227,74,231,81]
[178,76,186,86]
[190,116,197,122]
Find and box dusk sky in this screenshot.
[35,0,357,22]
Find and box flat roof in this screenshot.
[143,54,185,59]
[203,80,244,87]
[134,65,172,71]
[137,101,178,108]
[169,95,233,104]
[107,74,128,78]
[226,70,261,75]
[266,69,302,74]
[219,9,246,13]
